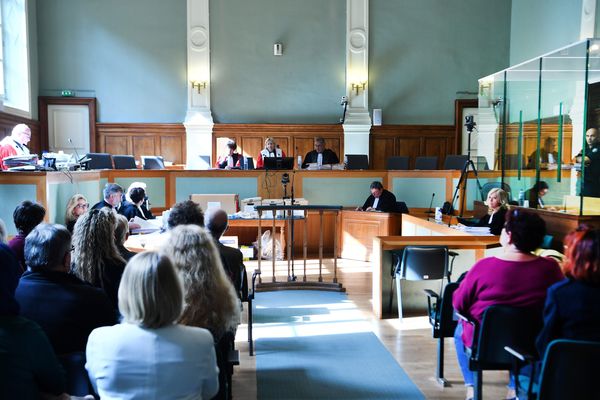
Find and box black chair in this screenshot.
[475,156,490,171]
[481,181,512,202]
[415,156,438,170]
[142,156,165,170]
[346,154,369,170]
[424,282,459,386]
[395,201,409,214]
[389,246,451,320]
[113,154,137,169]
[443,155,468,170]
[386,156,409,170]
[245,157,255,170]
[85,153,113,170]
[214,330,239,400]
[458,305,543,400]
[507,339,600,400]
[247,269,261,356]
[58,352,96,397]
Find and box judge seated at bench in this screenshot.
[0,124,31,170]
[356,181,397,212]
[256,137,286,169]
[301,137,339,168]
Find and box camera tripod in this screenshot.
[447,116,485,226]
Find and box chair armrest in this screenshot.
[504,345,537,364]
[228,349,240,366]
[423,289,440,299]
[248,269,261,300]
[448,251,459,258]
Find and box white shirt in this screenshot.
[86,323,219,400]
[372,197,380,209]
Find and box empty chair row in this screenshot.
[84,153,165,170]
[387,155,491,170]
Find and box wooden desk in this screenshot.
[339,210,402,261]
[372,217,501,319]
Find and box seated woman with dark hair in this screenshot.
[453,210,564,400]
[86,251,219,399]
[9,200,46,273]
[120,186,155,221]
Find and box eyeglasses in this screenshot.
[75,203,89,209]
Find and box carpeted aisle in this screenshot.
[254,290,425,400]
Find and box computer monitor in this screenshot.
[346,154,369,170]
[263,156,294,170]
[141,156,165,170]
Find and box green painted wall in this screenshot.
[302,177,383,207]
[36,0,186,123]
[0,185,37,235]
[209,0,346,123]
[175,177,258,203]
[48,179,103,225]
[510,0,582,65]
[391,177,446,208]
[369,0,512,124]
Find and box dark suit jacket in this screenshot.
[91,199,113,211]
[536,278,600,357]
[302,149,339,168]
[119,202,155,220]
[15,270,118,354]
[217,242,248,301]
[361,189,397,212]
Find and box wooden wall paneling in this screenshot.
[370,137,396,170]
[159,136,184,165]
[397,138,421,168]
[96,123,186,164]
[0,111,41,154]
[240,136,264,161]
[104,136,130,156]
[423,137,448,168]
[273,136,289,156]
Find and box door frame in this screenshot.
[39,97,97,153]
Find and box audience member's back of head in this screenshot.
[167,200,204,229]
[24,224,71,272]
[129,187,146,204]
[563,227,600,284]
[114,214,129,246]
[504,209,546,253]
[162,224,240,337]
[205,208,228,240]
[119,251,183,329]
[13,200,46,236]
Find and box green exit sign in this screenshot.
[61,90,75,97]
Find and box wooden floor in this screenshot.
[232,259,510,400]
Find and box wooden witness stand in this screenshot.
[255,204,344,292]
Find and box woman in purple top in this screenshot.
[452,209,563,400]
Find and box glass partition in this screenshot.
[478,39,600,216]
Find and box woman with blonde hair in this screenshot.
[71,208,126,308]
[162,224,240,340]
[64,194,89,233]
[459,187,508,235]
[86,251,219,399]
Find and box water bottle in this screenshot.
[518,189,525,206]
[243,157,248,170]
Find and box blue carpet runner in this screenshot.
[255,290,425,399]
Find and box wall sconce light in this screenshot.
[191,80,207,93]
[351,82,367,95]
[273,43,283,56]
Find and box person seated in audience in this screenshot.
[0,124,31,170]
[115,214,136,261]
[527,137,558,169]
[167,199,205,229]
[256,137,286,169]
[215,139,242,169]
[458,188,508,235]
[64,194,89,233]
[536,226,600,355]
[206,208,248,300]
[9,200,46,273]
[85,251,219,400]
[453,209,564,400]
[92,183,123,211]
[71,208,126,309]
[0,242,70,399]
[356,181,398,212]
[161,224,241,341]
[120,186,155,221]
[301,137,339,168]
[525,181,554,210]
[15,224,117,355]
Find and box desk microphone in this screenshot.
[425,193,435,214]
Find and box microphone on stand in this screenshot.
[425,193,435,214]
[68,138,90,170]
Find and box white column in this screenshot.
[343,0,371,158]
[184,0,214,170]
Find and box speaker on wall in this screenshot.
[373,109,382,126]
